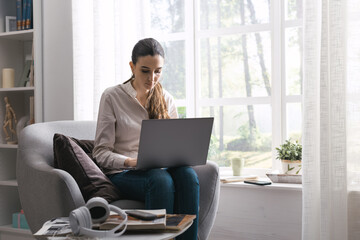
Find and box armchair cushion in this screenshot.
[53,133,121,202]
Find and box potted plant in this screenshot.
[275,139,302,175]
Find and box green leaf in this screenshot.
[275,138,302,161]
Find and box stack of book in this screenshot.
[16,0,33,30]
[99,209,195,232]
[220,175,258,183]
[34,209,196,238]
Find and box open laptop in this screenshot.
[135,117,214,170]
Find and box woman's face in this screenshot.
[130,55,164,93]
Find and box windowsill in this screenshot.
[219,166,274,178]
[220,181,302,191]
[219,167,302,191]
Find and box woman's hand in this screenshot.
[124,158,137,168]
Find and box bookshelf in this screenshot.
[0,0,42,239]
[0,29,33,40]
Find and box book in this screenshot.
[29,41,34,87]
[165,214,196,231]
[25,0,32,29]
[98,209,167,231]
[18,60,31,87]
[220,175,258,183]
[16,0,22,30]
[29,96,34,124]
[22,0,27,30]
[29,60,34,87]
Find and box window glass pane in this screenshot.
[286,103,302,141]
[150,0,185,33]
[161,40,186,99]
[285,27,303,95]
[201,105,272,169]
[200,0,270,30]
[285,0,303,20]
[347,2,360,179]
[200,32,271,98]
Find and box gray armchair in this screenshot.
[16,121,220,240]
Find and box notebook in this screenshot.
[135,118,214,170]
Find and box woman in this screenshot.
[93,38,199,240]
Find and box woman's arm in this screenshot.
[93,91,130,171]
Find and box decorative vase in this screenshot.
[231,158,244,176]
[281,160,302,175]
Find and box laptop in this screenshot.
[135,117,214,170]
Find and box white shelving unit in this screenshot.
[0,87,35,92]
[0,1,42,239]
[0,30,33,40]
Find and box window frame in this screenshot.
[145,0,303,176]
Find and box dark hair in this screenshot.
[126,38,170,119]
[131,38,165,64]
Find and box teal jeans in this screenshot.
[108,167,199,240]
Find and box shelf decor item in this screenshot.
[3,96,17,144]
[2,68,15,88]
[275,139,302,175]
[5,16,17,32]
[12,210,30,230]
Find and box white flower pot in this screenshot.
[281,160,302,175]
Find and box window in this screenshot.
[143,0,303,175]
[73,0,303,175]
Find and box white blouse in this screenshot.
[93,81,178,175]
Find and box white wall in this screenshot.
[209,184,302,240]
[207,185,360,240]
[42,0,74,121]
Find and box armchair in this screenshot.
[16,121,220,240]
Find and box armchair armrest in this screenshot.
[192,161,220,240]
[17,149,85,233]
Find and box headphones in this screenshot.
[69,197,127,238]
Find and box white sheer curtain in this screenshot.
[72,0,145,120]
[302,0,360,239]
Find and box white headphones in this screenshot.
[69,197,127,238]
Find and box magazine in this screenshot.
[220,175,258,183]
[98,209,167,231]
[98,209,195,232]
[34,217,72,237]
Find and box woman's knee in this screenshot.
[170,166,199,186]
[145,169,175,193]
